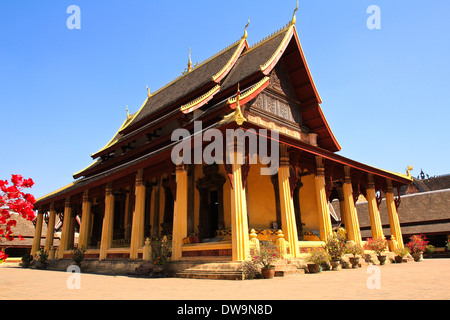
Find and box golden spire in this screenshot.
[234,83,246,126]
[291,0,299,25]
[243,19,250,39]
[187,47,193,72]
[182,47,198,75]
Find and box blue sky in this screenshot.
[1,0,449,199]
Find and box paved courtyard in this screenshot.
[1,258,449,300]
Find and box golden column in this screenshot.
[130,169,146,259]
[314,156,333,242]
[366,174,384,240]
[278,145,300,257]
[58,197,72,258]
[342,167,362,245]
[44,203,56,254]
[78,190,92,250]
[229,142,250,262]
[171,164,188,261]
[100,183,115,261]
[31,210,44,256]
[385,179,404,249]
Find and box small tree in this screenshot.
[250,241,281,269]
[0,174,36,243]
[364,237,388,256]
[406,234,429,254]
[323,229,347,260]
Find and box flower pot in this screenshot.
[307,263,322,273]
[394,255,403,263]
[330,259,341,271]
[378,255,387,265]
[349,257,360,268]
[261,267,275,279]
[412,252,423,262]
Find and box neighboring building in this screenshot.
[32,9,412,266]
[0,214,60,258]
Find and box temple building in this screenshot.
[32,9,412,267]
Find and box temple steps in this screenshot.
[273,260,305,277]
[174,261,245,280]
[173,259,304,280]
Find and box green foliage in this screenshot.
[306,248,329,265]
[35,248,48,263]
[345,242,364,257]
[250,241,281,269]
[151,236,171,265]
[72,246,85,264]
[323,229,346,260]
[394,247,410,257]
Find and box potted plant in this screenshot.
[306,249,329,273]
[406,234,429,262]
[345,242,364,268]
[151,236,171,273]
[21,253,33,268]
[72,246,85,268]
[394,247,410,263]
[364,237,388,265]
[323,229,346,271]
[35,248,48,269]
[250,241,281,279]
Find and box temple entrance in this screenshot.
[89,200,104,249]
[196,164,225,241]
[198,189,219,240]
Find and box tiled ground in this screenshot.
[1,258,448,300]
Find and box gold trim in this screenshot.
[35,182,76,203]
[259,25,294,72]
[180,84,220,112]
[227,76,270,105]
[73,160,100,177]
[212,37,246,82]
[90,115,134,157]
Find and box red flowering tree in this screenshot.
[0,174,36,254]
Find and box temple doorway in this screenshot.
[196,164,225,241]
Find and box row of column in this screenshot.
[31,152,405,261]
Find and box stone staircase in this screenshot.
[175,262,245,280]
[173,259,304,280]
[273,259,305,277]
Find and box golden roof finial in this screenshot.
[182,47,198,75]
[234,83,246,126]
[146,85,151,98]
[126,105,130,119]
[243,19,250,39]
[187,47,193,72]
[406,165,414,179]
[291,0,299,25]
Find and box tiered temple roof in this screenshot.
[35,15,411,207]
